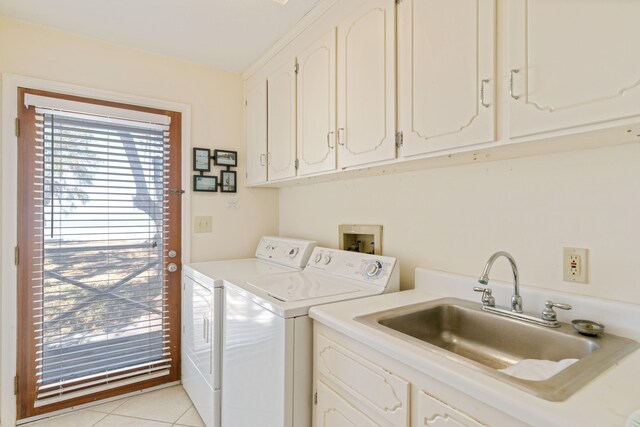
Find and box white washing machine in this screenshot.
[221,247,399,427]
[181,236,316,427]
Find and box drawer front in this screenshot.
[417,390,487,427]
[316,334,409,426]
[316,380,379,427]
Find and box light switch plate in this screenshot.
[563,247,588,283]
[195,216,212,233]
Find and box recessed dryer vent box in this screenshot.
[339,225,382,255]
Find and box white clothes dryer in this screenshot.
[221,247,399,427]
[181,236,316,427]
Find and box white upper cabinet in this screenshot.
[337,0,396,169]
[398,0,495,156]
[297,29,337,176]
[245,81,268,185]
[267,60,297,181]
[508,0,640,138]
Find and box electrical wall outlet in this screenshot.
[563,247,588,283]
[195,216,212,233]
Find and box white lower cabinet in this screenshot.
[315,333,409,426]
[416,391,486,427]
[315,381,378,427]
[313,325,527,427]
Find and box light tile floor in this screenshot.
[22,386,205,427]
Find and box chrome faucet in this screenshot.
[478,251,523,313]
[475,252,573,328]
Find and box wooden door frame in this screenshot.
[2,74,192,425]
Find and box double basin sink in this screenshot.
[356,297,639,401]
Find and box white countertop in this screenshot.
[309,268,640,427]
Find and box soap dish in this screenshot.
[572,319,605,337]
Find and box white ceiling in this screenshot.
[0,0,320,73]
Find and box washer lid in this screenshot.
[246,272,360,302]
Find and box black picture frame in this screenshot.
[214,149,238,167]
[193,148,211,172]
[193,175,218,192]
[220,170,237,193]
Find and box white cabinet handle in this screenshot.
[266,152,272,165]
[259,154,266,166]
[337,128,345,146]
[510,69,520,100]
[480,79,491,108]
[327,131,335,149]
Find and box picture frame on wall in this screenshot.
[220,170,237,193]
[193,148,211,172]
[214,149,238,167]
[193,175,218,192]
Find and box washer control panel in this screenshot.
[255,236,316,268]
[306,247,398,289]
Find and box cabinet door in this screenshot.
[297,29,337,176]
[508,0,640,138]
[315,381,379,427]
[268,60,297,181]
[337,0,396,169]
[398,0,495,156]
[416,390,487,427]
[245,81,268,185]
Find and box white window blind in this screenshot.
[30,102,174,406]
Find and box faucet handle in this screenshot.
[473,287,495,307]
[542,300,572,322]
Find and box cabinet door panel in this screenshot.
[315,381,379,427]
[508,0,640,137]
[399,0,495,156]
[337,0,396,169]
[316,334,409,426]
[417,390,487,427]
[245,81,268,185]
[268,60,297,180]
[297,29,337,176]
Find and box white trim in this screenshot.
[1,73,192,426]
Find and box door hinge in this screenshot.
[294,159,299,169]
[14,376,18,395]
[245,100,248,106]
[395,131,404,148]
[294,63,299,74]
[396,0,403,4]
[14,246,19,266]
[314,390,318,405]
[15,118,20,138]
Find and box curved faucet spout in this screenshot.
[478,251,522,313]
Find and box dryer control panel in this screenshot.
[306,247,399,292]
[255,236,316,269]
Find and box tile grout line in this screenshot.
[88,411,109,427]
[173,404,195,425]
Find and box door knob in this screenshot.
[167,263,178,273]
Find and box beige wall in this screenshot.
[279,143,640,305]
[0,15,279,262]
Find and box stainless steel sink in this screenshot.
[356,297,639,401]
